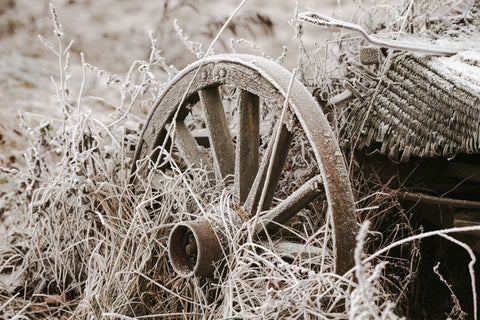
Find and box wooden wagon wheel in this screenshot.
[131,54,358,276]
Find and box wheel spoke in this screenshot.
[254,175,323,234]
[235,90,260,203]
[243,123,293,216]
[173,121,212,171]
[199,87,236,180]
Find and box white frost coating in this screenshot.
[163,54,293,102]
[431,52,480,99]
[206,55,342,205]
[435,36,480,53]
[459,51,480,65]
[236,56,337,190]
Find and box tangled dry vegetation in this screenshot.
[1,0,479,319]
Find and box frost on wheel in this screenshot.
[131,54,358,277]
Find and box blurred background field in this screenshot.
[0,0,355,168]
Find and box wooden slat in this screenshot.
[235,90,260,203]
[243,124,293,216]
[174,121,212,171]
[255,175,323,234]
[200,87,235,180]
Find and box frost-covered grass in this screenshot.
[1,0,479,319]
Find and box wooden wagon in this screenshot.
[130,11,480,280]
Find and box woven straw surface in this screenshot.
[345,52,480,162]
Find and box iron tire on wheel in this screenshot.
[131,54,358,276]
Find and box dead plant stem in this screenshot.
[250,68,297,239]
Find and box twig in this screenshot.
[250,68,297,237]
[77,52,86,112]
[400,192,480,209]
[134,0,248,180]
[438,234,477,320]
[362,225,480,265]
[297,11,459,56]
[0,293,20,310]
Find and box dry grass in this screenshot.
[1,1,478,319]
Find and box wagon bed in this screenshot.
[343,50,480,251]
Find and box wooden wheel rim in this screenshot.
[132,54,358,275]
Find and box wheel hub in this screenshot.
[168,220,224,278]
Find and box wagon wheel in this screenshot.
[131,54,358,276]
